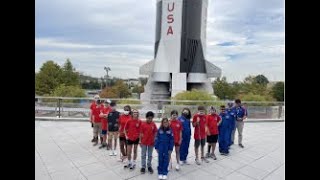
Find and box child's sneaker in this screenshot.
[162,175,167,179]
[175,164,180,171]
[140,168,145,174]
[211,153,217,160]
[201,157,209,163]
[158,175,163,179]
[148,167,154,174]
[195,158,201,165]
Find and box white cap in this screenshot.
[94,95,100,99]
[106,99,111,104]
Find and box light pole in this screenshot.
[104,66,111,89]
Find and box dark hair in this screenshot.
[123,105,132,115]
[146,111,154,118]
[181,108,191,119]
[235,99,241,104]
[198,106,205,111]
[160,118,169,130]
[220,105,225,108]
[171,110,178,116]
[96,100,101,104]
[110,102,116,107]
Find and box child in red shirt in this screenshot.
[118,105,132,161]
[124,109,142,169]
[89,95,99,142]
[92,100,103,146]
[139,111,157,174]
[206,106,221,160]
[98,99,112,149]
[192,106,209,165]
[169,110,183,171]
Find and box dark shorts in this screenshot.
[194,139,206,148]
[101,130,107,135]
[207,135,218,143]
[127,138,139,145]
[119,136,126,142]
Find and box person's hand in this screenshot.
[197,117,200,123]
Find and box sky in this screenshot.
[35,0,284,82]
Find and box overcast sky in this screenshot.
[35,0,284,82]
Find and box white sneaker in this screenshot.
[158,175,163,179]
[179,161,184,166]
[113,151,117,156]
[175,164,180,171]
[163,175,168,179]
[195,158,201,165]
[109,151,113,156]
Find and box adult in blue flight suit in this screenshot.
[227,102,236,147]
[155,118,174,180]
[234,99,247,148]
[218,105,231,155]
[178,108,192,165]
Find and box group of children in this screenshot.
[89,96,247,180]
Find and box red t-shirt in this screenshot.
[92,105,103,123]
[206,114,221,135]
[170,119,183,144]
[140,122,158,146]
[119,114,131,137]
[100,106,111,130]
[125,119,142,141]
[192,114,207,140]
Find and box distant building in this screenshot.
[124,78,140,87]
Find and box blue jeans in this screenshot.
[141,145,154,168]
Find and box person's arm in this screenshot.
[154,130,159,153]
[192,115,198,127]
[179,130,182,145]
[124,120,129,139]
[243,108,248,120]
[139,123,143,144]
[168,130,174,153]
[217,116,222,126]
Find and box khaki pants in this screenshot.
[233,121,244,144]
[93,122,102,138]
[108,131,119,141]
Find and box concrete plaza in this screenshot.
[35,121,284,180]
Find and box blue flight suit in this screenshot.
[178,115,191,162]
[155,127,174,176]
[218,112,232,154]
[227,107,236,146]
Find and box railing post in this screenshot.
[278,104,283,119]
[58,98,62,118]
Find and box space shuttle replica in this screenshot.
[140,0,221,102]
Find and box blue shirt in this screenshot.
[235,106,247,120]
[178,115,191,136]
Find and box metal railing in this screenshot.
[35,96,284,121]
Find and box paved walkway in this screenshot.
[35,121,284,180]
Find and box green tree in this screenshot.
[61,59,80,86]
[113,80,131,98]
[272,82,284,101]
[254,74,269,85]
[52,84,86,97]
[138,77,148,86]
[35,61,63,95]
[132,85,144,94]
[100,87,118,98]
[213,77,236,100]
